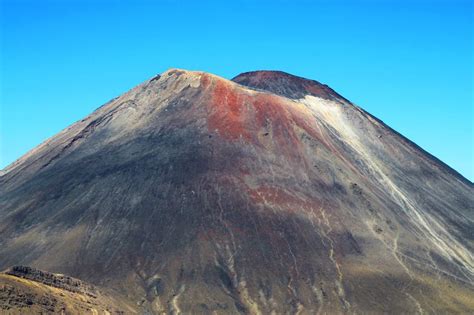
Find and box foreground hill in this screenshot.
[0,266,137,314]
[0,69,473,314]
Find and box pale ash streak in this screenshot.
[299,95,474,280]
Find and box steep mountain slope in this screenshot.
[0,69,473,314]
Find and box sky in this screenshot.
[0,0,473,180]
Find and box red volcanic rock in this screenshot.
[0,68,473,314]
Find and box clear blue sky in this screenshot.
[1,0,473,180]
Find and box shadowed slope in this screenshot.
[0,69,473,314]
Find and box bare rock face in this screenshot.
[0,69,473,314]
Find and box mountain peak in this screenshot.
[1,67,473,314]
[151,68,347,104]
[161,67,202,77]
[232,70,349,101]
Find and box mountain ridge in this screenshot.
[3,68,470,184]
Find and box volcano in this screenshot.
[1,69,473,314]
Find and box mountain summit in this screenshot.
[232,70,347,101]
[1,69,473,314]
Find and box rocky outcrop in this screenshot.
[5,266,98,297]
